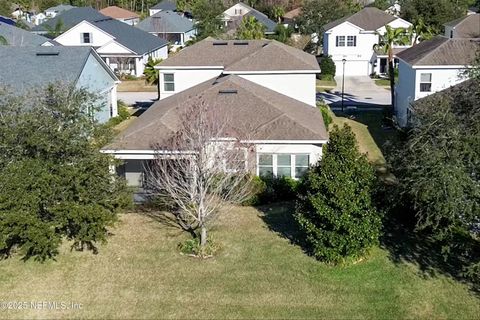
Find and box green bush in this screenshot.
[242,176,267,206]
[319,74,335,81]
[295,125,381,264]
[178,236,218,257]
[317,102,333,128]
[319,55,336,77]
[107,100,131,127]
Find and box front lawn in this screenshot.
[374,78,391,87]
[1,204,479,319]
[316,78,337,92]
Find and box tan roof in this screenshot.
[397,36,479,66]
[283,7,301,20]
[106,75,328,150]
[99,6,139,19]
[444,14,480,38]
[158,38,320,71]
[323,7,397,31]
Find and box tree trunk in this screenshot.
[200,225,207,249]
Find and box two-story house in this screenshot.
[395,36,479,127]
[101,38,328,190]
[322,7,412,76]
[136,10,196,49]
[0,46,120,123]
[53,17,169,76]
[222,2,277,35]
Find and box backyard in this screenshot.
[1,204,479,319]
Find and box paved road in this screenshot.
[318,76,391,109]
[118,92,158,109]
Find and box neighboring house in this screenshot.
[53,18,168,76]
[222,2,277,35]
[0,22,56,46]
[33,12,47,25]
[322,7,412,76]
[136,10,196,48]
[444,13,480,39]
[0,46,120,123]
[385,0,401,16]
[99,6,140,26]
[102,75,328,189]
[44,4,76,18]
[156,38,320,106]
[149,0,176,16]
[32,7,107,35]
[282,7,301,28]
[395,36,479,127]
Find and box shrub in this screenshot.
[242,176,267,206]
[319,55,336,77]
[295,124,381,264]
[107,100,131,127]
[178,236,218,257]
[317,102,333,128]
[319,74,335,81]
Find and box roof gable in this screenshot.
[323,7,397,32]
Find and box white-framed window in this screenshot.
[347,35,357,46]
[419,73,432,92]
[163,73,175,91]
[257,154,310,179]
[336,36,345,47]
[81,32,92,44]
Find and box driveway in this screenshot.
[318,76,391,110]
[117,92,158,109]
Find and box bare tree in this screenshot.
[144,99,256,253]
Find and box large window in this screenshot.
[336,36,345,47]
[163,73,175,91]
[258,154,310,179]
[420,73,432,92]
[81,32,91,44]
[347,35,357,47]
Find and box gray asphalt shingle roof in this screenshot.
[0,22,52,46]
[444,14,480,38]
[397,36,479,66]
[159,38,320,71]
[45,4,76,13]
[136,10,194,33]
[32,7,107,32]
[245,9,277,33]
[92,18,168,55]
[0,46,96,92]
[323,7,397,31]
[151,0,176,11]
[105,75,328,150]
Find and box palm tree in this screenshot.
[409,17,436,44]
[0,35,8,45]
[144,57,163,99]
[271,5,285,24]
[45,20,65,38]
[374,25,410,114]
[236,16,265,40]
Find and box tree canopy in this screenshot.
[236,16,266,40]
[192,0,225,39]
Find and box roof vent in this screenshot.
[36,52,59,56]
[218,89,237,94]
[213,41,228,46]
[233,41,248,45]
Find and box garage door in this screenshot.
[334,60,370,76]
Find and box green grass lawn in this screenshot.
[316,78,337,92]
[1,205,479,319]
[374,79,391,87]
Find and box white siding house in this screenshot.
[54,19,168,76]
[395,36,478,127]
[322,7,412,76]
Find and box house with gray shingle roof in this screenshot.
[149,0,177,16]
[0,22,55,46]
[395,36,479,127]
[102,38,327,190]
[322,7,412,76]
[52,17,168,76]
[0,46,119,123]
[32,7,107,34]
[444,13,480,39]
[222,2,277,35]
[136,10,196,47]
[45,4,76,18]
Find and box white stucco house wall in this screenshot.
[102,38,328,192]
[53,19,168,77]
[395,36,478,127]
[322,7,412,76]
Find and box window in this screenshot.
[163,73,174,91]
[347,35,357,47]
[257,154,310,179]
[336,36,345,47]
[420,73,432,92]
[450,30,454,38]
[258,154,273,177]
[224,148,247,172]
[81,32,91,44]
